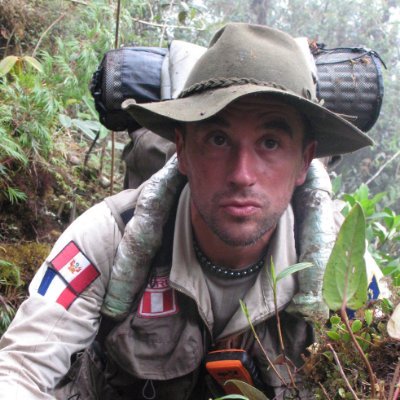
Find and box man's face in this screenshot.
[176,95,315,248]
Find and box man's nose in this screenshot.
[227,146,258,187]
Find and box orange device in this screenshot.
[205,349,262,395]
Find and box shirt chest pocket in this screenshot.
[105,292,204,381]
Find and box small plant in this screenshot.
[233,260,313,399]
[305,202,400,399]
[0,55,43,77]
[231,202,399,400]
[0,298,17,337]
[0,259,22,335]
[342,184,400,287]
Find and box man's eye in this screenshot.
[263,139,279,150]
[210,134,227,146]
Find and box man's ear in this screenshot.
[295,140,317,186]
[175,127,187,176]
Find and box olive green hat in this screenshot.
[122,23,373,157]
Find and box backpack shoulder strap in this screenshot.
[97,189,179,344]
[104,188,141,233]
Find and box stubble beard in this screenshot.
[193,189,288,248]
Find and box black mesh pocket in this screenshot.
[315,47,385,132]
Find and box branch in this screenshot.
[318,382,333,400]
[393,380,400,400]
[365,150,400,186]
[65,0,88,4]
[146,1,154,20]
[252,325,288,386]
[114,0,122,48]
[132,18,205,31]
[340,305,376,398]
[240,300,287,386]
[327,343,360,400]
[159,0,175,48]
[272,281,297,389]
[389,361,400,400]
[32,14,66,58]
[4,26,16,58]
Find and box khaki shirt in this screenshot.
[0,185,386,399]
[103,186,304,394]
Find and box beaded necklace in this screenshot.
[193,240,266,279]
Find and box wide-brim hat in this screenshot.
[122,23,373,158]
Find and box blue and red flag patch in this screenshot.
[38,241,100,309]
[138,276,179,318]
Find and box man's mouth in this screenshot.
[220,200,261,217]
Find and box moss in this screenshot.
[0,242,51,333]
[0,242,51,287]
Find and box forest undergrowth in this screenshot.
[0,1,399,398]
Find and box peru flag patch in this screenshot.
[138,276,179,318]
[38,241,100,309]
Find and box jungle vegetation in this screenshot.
[0,0,399,398]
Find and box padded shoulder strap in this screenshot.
[97,189,179,345]
[104,188,142,233]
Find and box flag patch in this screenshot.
[138,276,179,318]
[38,241,100,309]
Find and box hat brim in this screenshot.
[122,84,373,158]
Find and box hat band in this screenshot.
[178,77,289,98]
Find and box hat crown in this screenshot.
[183,23,317,100]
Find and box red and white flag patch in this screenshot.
[138,276,179,318]
[38,241,100,309]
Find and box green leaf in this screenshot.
[178,10,187,24]
[382,264,400,277]
[331,174,342,195]
[72,119,97,140]
[381,298,393,314]
[59,114,72,128]
[0,259,22,287]
[351,319,362,333]
[0,56,18,76]
[356,184,369,201]
[342,194,355,208]
[5,187,28,204]
[327,331,340,340]
[330,315,341,325]
[269,257,276,284]
[22,56,44,73]
[342,332,351,342]
[322,203,368,311]
[365,309,373,326]
[239,299,250,321]
[275,262,313,282]
[322,351,333,361]
[225,380,269,400]
[358,332,371,351]
[82,95,99,120]
[107,140,125,151]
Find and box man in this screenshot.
[0,23,374,399]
